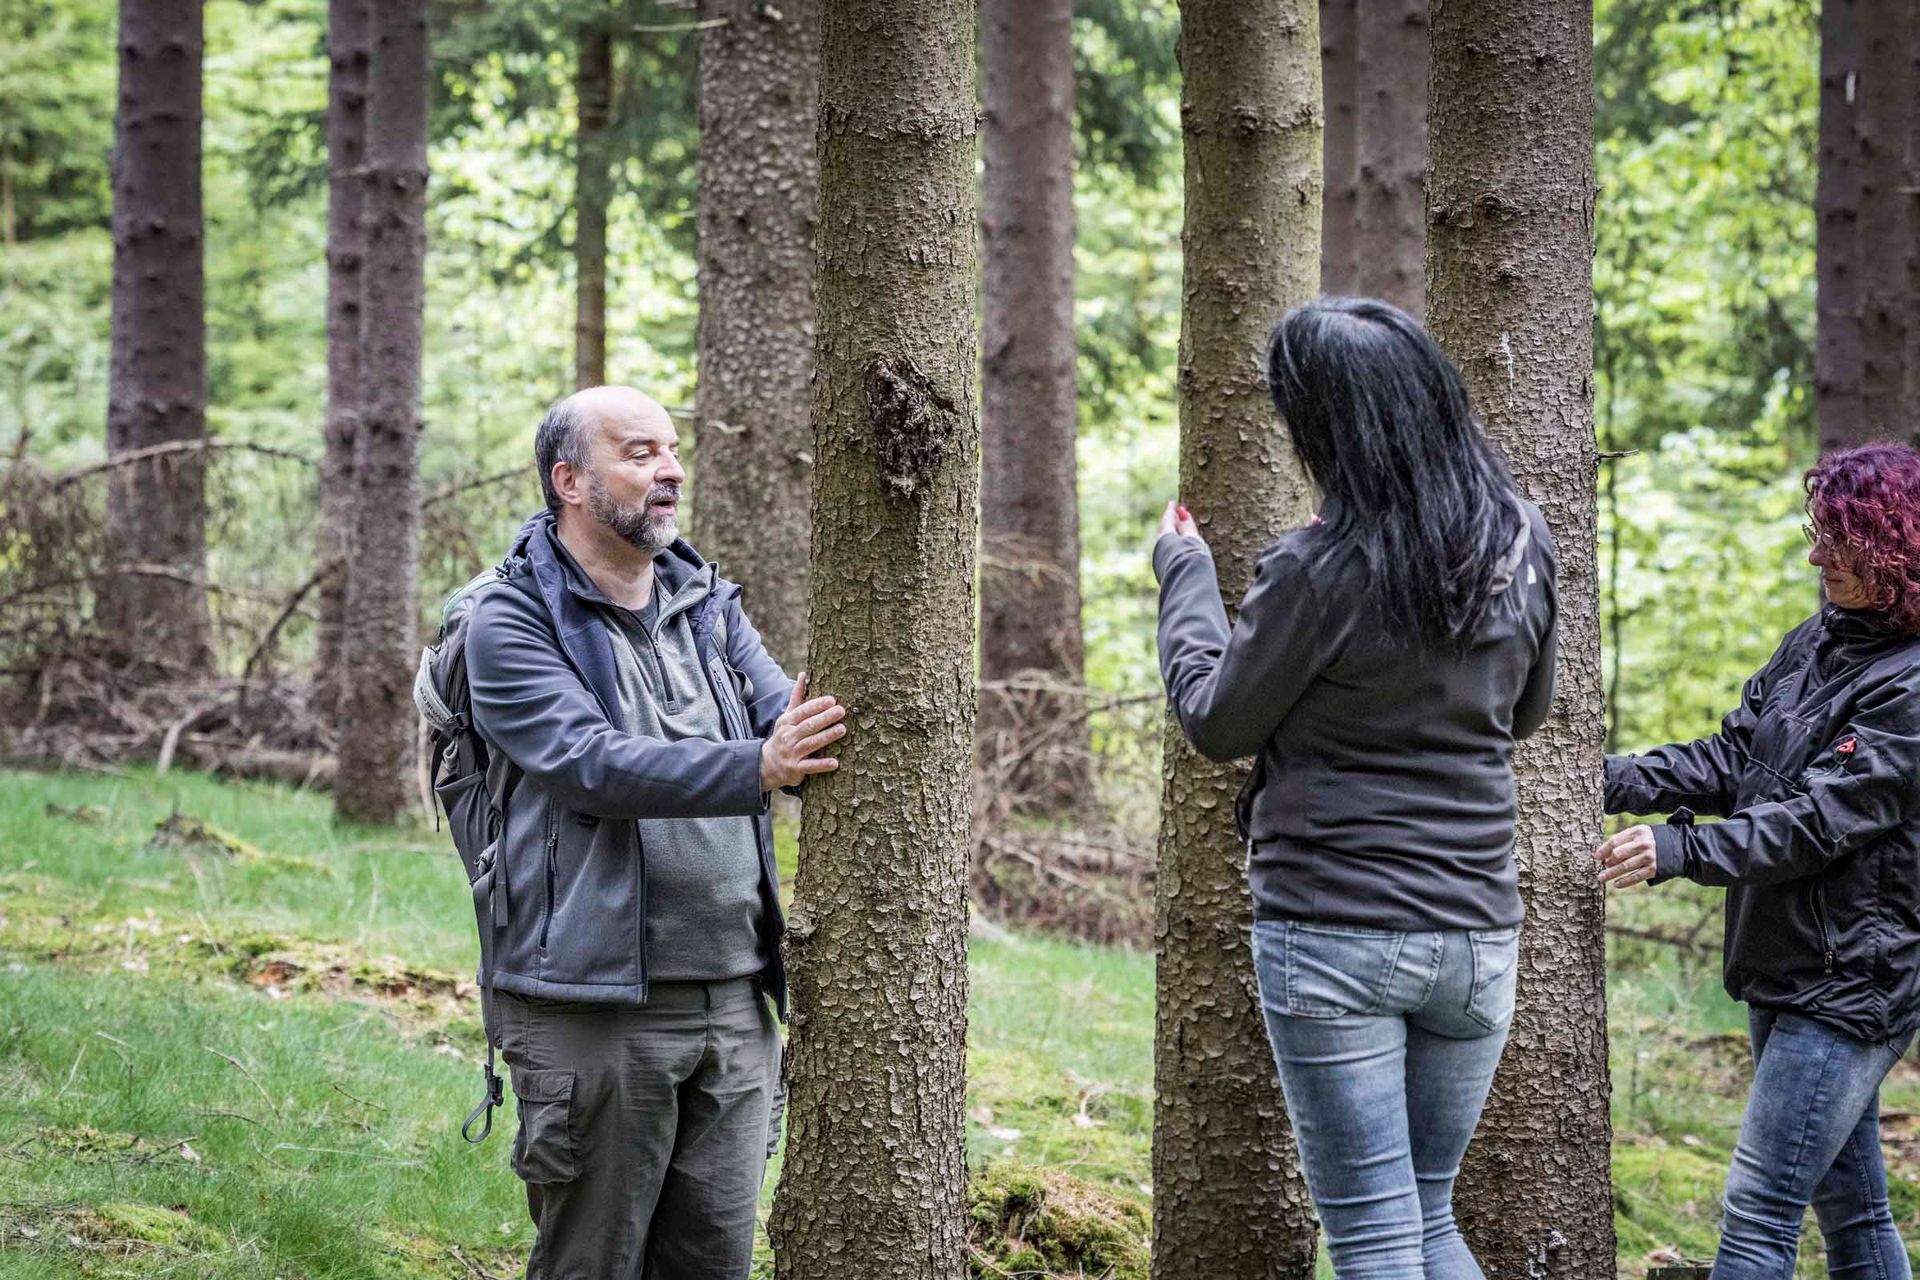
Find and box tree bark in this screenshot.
[335,0,429,826]
[1427,1,1613,1275]
[1319,0,1358,294]
[575,19,612,391]
[1853,0,1917,447]
[102,0,211,674]
[690,0,819,673]
[1817,0,1865,450]
[764,0,975,1274]
[1906,6,1920,439]
[765,1,977,1276]
[316,0,371,716]
[978,0,1087,811]
[1151,2,1320,1278]
[1354,0,1428,317]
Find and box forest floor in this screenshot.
[0,767,1913,1278]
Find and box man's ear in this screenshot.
[551,461,583,508]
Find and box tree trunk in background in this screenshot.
[690,0,818,672]
[1151,2,1320,1277]
[1853,0,1917,446]
[766,0,977,1275]
[1906,9,1920,437]
[336,0,429,825]
[1817,0,1866,449]
[1319,0,1357,294]
[1427,1,1613,1275]
[574,19,612,390]
[1354,0,1427,317]
[102,0,211,674]
[978,0,1087,811]
[316,0,370,716]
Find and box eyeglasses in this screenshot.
[1803,522,1831,551]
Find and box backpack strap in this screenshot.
[462,874,505,1144]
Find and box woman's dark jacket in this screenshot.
[1606,605,1920,1042]
[1155,500,1559,933]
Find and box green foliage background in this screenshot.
[0,0,1830,752]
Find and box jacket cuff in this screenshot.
[1153,533,1209,584]
[1650,819,1689,885]
[721,738,769,812]
[1602,753,1652,815]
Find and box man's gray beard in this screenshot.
[586,476,677,553]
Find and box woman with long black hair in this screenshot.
[1154,297,1558,1280]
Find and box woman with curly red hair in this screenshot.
[1598,441,1920,1280]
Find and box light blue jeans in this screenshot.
[1712,1008,1914,1280]
[1252,919,1519,1280]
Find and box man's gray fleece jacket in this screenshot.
[465,511,795,1012]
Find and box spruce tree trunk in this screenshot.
[1905,10,1920,438]
[336,0,429,825]
[1354,0,1428,317]
[1853,0,1916,446]
[690,0,818,672]
[1816,0,1866,450]
[1319,0,1358,294]
[102,0,211,674]
[766,0,978,1275]
[1151,2,1320,1277]
[1427,1,1613,1274]
[316,0,370,714]
[978,0,1087,810]
[575,20,612,391]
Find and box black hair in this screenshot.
[1265,296,1526,654]
[533,395,592,512]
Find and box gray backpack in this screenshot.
[413,569,528,1143]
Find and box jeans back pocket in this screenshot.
[1465,926,1520,1032]
[1267,921,1407,1020]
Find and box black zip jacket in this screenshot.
[1606,605,1920,1043]
[1155,499,1559,932]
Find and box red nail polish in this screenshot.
[1177,505,1191,521]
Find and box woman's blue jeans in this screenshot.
[1712,1008,1913,1280]
[1252,919,1519,1280]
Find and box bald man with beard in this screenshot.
[463,387,845,1278]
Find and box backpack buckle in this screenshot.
[462,1056,504,1144]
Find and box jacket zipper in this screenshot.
[539,803,557,952]
[707,651,785,931]
[1809,880,1835,975]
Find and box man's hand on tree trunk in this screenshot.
[760,672,846,791]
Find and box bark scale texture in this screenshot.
[574,21,612,391]
[1353,0,1427,316]
[316,0,370,714]
[103,0,211,673]
[335,0,429,825]
[1853,0,1910,440]
[766,1,977,1277]
[1906,7,1920,433]
[690,0,819,672]
[1319,0,1358,293]
[1816,0,1920,450]
[1152,2,1320,1278]
[978,0,1087,809]
[1816,0,1864,450]
[1426,1,1613,1275]
[1319,0,1427,312]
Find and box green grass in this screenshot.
[7,765,1920,1277]
[0,768,1157,1277]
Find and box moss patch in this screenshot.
[87,1201,229,1252]
[967,1164,1150,1280]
